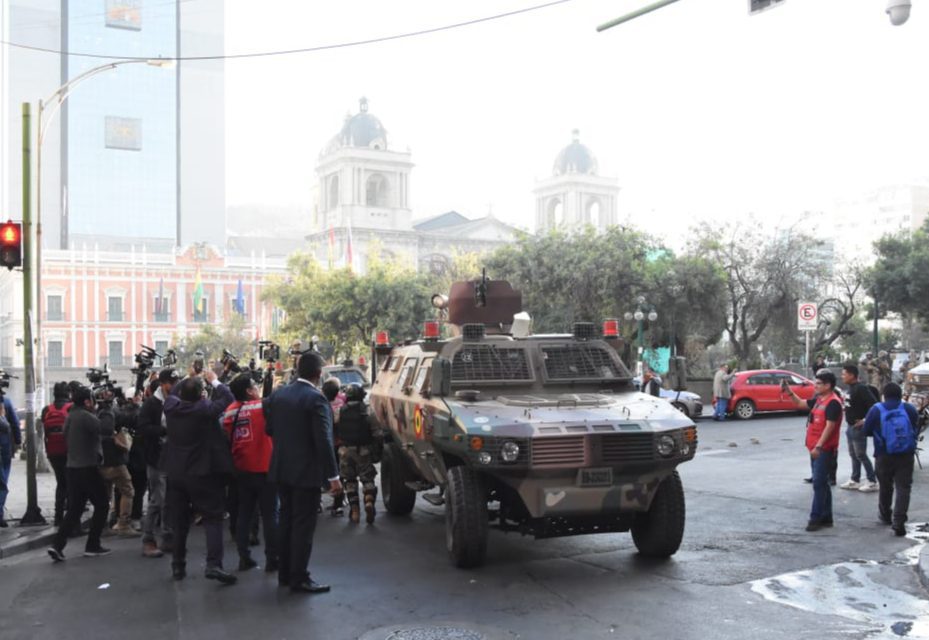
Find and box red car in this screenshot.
[726,369,817,420]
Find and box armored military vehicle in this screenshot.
[369,276,697,568]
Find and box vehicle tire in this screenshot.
[631,470,685,558]
[671,401,690,418]
[381,444,416,516]
[445,465,488,568]
[733,398,756,420]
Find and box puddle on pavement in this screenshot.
[751,524,929,639]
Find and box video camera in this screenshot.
[221,348,242,373]
[258,340,280,363]
[86,365,123,405]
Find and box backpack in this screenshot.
[43,402,72,457]
[876,403,916,454]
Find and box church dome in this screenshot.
[553,129,598,176]
[329,97,388,151]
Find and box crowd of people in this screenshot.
[784,364,921,537]
[39,350,379,593]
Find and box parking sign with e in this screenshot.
[798,302,817,331]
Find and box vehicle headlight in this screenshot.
[500,440,520,463]
[657,435,676,457]
[477,451,493,465]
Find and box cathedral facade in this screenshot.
[305,98,521,277]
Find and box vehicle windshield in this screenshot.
[325,369,367,386]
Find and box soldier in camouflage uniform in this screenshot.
[335,384,383,524]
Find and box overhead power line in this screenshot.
[0,0,576,61]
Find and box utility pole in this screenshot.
[19,102,46,526]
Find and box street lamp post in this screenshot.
[21,58,173,526]
[34,58,174,409]
[624,295,658,374]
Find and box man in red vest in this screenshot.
[783,370,844,531]
[41,382,73,527]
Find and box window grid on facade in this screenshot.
[192,295,209,323]
[47,295,64,321]
[107,296,123,322]
[108,341,124,366]
[47,341,63,368]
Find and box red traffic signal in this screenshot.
[0,221,22,270]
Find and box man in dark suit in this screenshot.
[162,369,236,584]
[264,351,340,594]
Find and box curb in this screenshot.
[0,525,58,559]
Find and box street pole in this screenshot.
[872,295,879,355]
[805,330,811,374]
[20,102,45,526]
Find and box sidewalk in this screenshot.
[0,454,61,558]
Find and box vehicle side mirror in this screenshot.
[430,357,451,397]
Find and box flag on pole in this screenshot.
[155,277,164,315]
[193,267,204,315]
[327,227,335,269]
[234,278,245,315]
[346,221,354,272]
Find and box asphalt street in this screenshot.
[1,412,927,640]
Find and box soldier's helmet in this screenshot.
[344,382,366,403]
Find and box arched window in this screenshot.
[366,174,389,207]
[587,200,601,228]
[328,175,339,210]
[548,198,564,227]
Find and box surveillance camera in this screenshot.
[886,0,911,26]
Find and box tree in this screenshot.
[262,251,434,361]
[174,313,255,369]
[485,226,656,333]
[807,266,864,354]
[689,221,821,368]
[868,219,929,323]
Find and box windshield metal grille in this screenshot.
[541,344,623,380]
[451,346,532,382]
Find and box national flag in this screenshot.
[234,278,245,315]
[346,221,354,271]
[193,267,204,315]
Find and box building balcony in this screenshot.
[47,357,72,368]
[46,311,65,322]
[107,311,124,322]
[153,312,171,323]
[192,313,209,323]
[105,357,126,367]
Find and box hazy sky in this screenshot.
[223,0,929,238]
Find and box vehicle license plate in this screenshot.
[578,467,613,487]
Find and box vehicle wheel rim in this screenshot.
[737,403,752,418]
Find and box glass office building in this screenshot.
[64,0,178,251]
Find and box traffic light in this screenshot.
[0,221,22,270]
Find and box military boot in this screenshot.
[347,490,360,524]
[363,488,377,525]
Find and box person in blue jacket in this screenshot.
[0,394,22,527]
[862,382,920,537]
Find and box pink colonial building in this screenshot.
[0,243,287,374]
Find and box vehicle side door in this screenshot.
[746,373,776,410]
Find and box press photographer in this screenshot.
[93,373,141,538]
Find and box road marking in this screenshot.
[697,449,731,457]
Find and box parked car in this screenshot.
[726,369,816,420]
[633,376,704,418]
